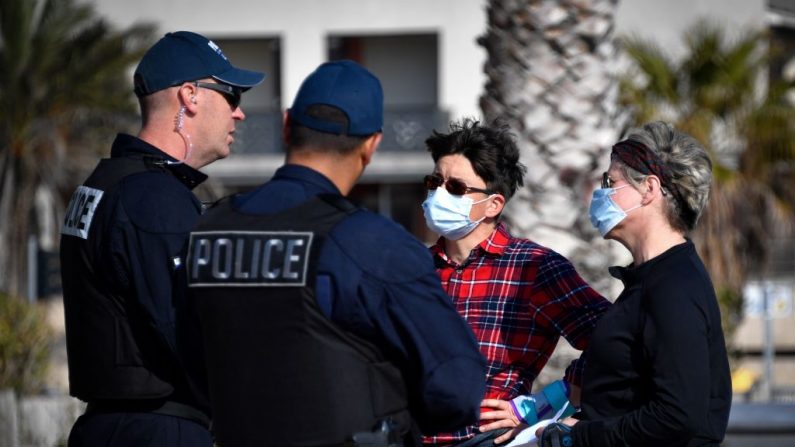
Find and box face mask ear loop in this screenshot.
[167,105,193,165]
[609,185,642,213]
[609,184,629,195]
[472,193,497,205]
[624,203,642,213]
[471,193,497,224]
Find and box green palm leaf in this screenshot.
[619,18,795,347]
[0,0,155,296]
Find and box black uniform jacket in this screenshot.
[60,133,208,412]
[575,240,731,447]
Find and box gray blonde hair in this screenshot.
[613,121,712,232]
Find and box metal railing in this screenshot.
[773,387,795,404]
[231,107,450,155]
[380,108,450,152]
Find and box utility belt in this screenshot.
[85,399,210,429]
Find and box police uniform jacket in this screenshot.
[60,134,209,414]
[215,164,486,433]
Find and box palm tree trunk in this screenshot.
[480,0,625,293]
[479,0,626,386]
[0,151,14,293]
[0,149,37,298]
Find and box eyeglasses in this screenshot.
[424,173,492,196]
[194,82,242,109]
[601,172,614,189]
[602,171,669,196]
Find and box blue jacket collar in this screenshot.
[111,133,207,190]
[272,164,342,195]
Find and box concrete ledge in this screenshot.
[0,390,19,447]
[0,390,84,447]
[728,403,795,434]
[18,395,84,447]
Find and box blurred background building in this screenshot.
[1,0,794,445]
[84,0,772,239]
[86,0,794,397]
[89,0,491,243]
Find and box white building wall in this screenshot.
[88,0,487,120]
[88,0,768,120]
[85,0,773,205]
[616,0,766,56]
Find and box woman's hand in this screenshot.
[479,399,527,444]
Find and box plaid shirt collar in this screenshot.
[430,222,511,267]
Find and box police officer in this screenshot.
[185,60,486,446]
[60,31,264,446]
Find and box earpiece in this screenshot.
[174,105,186,131]
[191,96,197,104]
[170,105,193,165]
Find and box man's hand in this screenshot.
[479,399,526,444]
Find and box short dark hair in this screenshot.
[425,118,526,200]
[287,104,369,155]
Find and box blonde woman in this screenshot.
[538,122,732,447]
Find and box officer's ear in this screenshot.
[359,132,381,167]
[282,111,292,146]
[178,82,200,114]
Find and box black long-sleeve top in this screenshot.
[573,240,731,446]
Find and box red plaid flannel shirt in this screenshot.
[423,224,609,445]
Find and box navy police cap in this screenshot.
[288,60,383,136]
[134,31,265,97]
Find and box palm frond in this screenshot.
[620,34,679,105]
[0,0,156,295]
[620,17,795,346]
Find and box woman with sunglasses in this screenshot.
[420,119,610,447]
[538,122,732,447]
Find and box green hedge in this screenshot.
[0,293,52,394]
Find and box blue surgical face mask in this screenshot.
[589,185,641,237]
[422,188,493,240]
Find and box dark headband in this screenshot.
[611,139,695,225]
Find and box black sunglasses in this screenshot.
[424,174,492,196]
[194,82,242,109]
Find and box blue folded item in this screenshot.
[509,380,575,425]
